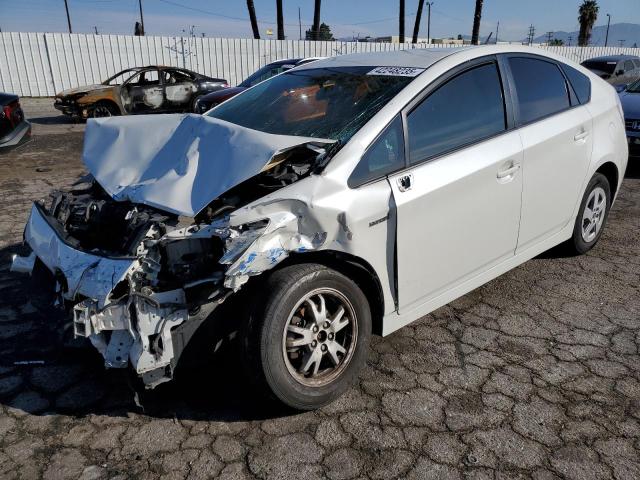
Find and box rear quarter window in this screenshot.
[508,57,571,125]
[560,64,591,105]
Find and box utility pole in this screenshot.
[138,0,145,35]
[399,0,405,44]
[618,39,625,47]
[568,35,573,46]
[495,21,499,44]
[605,13,611,47]
[427,2,433,44]
[527,25,535,46]
[412,0,425,44]
[298,7,302,40]
[546,31,553,45]
[63,0,72,33]
[93,26,99,35]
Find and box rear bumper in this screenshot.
[0,120,31,148]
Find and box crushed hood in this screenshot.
[82,114,334,217]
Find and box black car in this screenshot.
[194,57,322,113]
[0,92,31,150]
[54,66,229,118]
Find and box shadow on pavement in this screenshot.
[0,242,291,424]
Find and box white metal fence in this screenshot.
[0,32,638,97]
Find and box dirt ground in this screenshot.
[0,101,639,479]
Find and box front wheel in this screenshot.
[242,264,371,410]
[568,172,611,254]
[90,101,120,118]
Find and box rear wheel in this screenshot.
[242,264,371,410]
[568,172,611,254]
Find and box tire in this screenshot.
[241,263,371,410]
[568,172,611,254]
[90,101,119,118]
[191,94,203,113]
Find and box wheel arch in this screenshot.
[271,250,386,336]
[595,161,619,199]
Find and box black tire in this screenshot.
[90,101,120,118]
[241,263,371,410]
[568,172,611,254]
[190,94,203,113]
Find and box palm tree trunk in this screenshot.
[312,0,321,40]
[399,0,405,43]
[276,0,284,40]
[412,0,425,44]
[246,0,260,39]
[471,0,484,45]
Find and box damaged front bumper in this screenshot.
[11,204,221,387]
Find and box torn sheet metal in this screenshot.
[83,114,333,217]
[22,204,136,306]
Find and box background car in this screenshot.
[581,55,640,87]
[0,92,31,149]
[619,79,640,159]
[193,57,322,113]
[54,66,228,119]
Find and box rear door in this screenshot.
[121,68,164,114]
[162,68,198,111]
[504,55,593,252]
[390,58,523,312]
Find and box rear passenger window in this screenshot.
[407,62,506,164]
[560,64,591,104]
[509,57,571,125]
[349,116,405,187]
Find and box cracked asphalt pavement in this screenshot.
[0,108,639,479]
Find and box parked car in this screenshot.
[54,66,228,118]
[581,55,640,87]
[619,78,640,159]
[193,57,322,113]
[0,92,31,149]
[12,46,627,410]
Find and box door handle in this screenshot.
[574,130,589,141]
[496,164,521,179]
[397,174,413,192]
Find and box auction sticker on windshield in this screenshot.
[367,66,425,77]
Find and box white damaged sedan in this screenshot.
[12,46,628,409]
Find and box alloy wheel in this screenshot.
[581,186,607,243]
[282,288,358,387]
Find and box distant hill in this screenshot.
[534,23,640,47]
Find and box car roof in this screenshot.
[297,47,469,70]
[583,55,639,62]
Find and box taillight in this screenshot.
[3,100,23,127]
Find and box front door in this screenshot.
[121,68,164,114]
[504,56,593,252]
[390,60,523,313]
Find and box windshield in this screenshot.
[627,79,640,93]
[209,66,415,141]
[582,60,618,75]
[239,63,295,88]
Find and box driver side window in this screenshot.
[349,116,405,188]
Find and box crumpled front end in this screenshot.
[12,201,228,387]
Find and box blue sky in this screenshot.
[0,0,638,41]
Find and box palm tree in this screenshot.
[246,0,260,39]
[471,0,483,45]
[578,0,599,46]
[276,0,284,40]
[311,0,321,40]
[412,0,425,44]
[399,0,405,43]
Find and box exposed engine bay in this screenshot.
[12,114,336,387]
